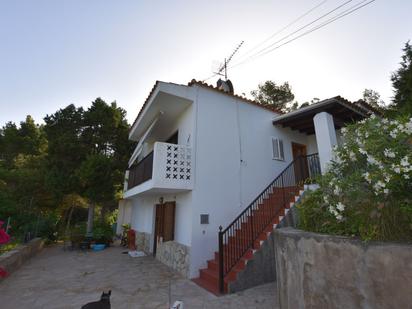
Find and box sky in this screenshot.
[0,0,411,127]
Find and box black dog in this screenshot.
[81,290,111,309]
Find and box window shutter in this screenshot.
[279,140,284,160]
[272,138,284,160]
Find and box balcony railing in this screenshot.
[127,151,154,189]
[126,142,193,193]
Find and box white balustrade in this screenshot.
[152,142,193,190]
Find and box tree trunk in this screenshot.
[86,203,95,237]
[100,205,106,224]
[65,204,75,238]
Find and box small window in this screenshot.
[272,138,284,161]
[200,214,209,224]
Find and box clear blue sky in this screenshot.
[0,0,411,126]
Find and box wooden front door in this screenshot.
[153,201,176,256]
[292,143,309,183]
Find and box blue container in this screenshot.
[93,244,106,251]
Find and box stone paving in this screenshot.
[0,244,278,308]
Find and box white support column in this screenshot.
[313,112,337,173]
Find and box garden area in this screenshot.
[298,115,412,241]
[0,98,133,259]
[298,42,412,243]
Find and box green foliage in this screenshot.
[298,115,412,241]
[92,221,114,244]
[44,104,87,199]
[0,241,19,255]
[0,98,132,242]
[78,154,116,203]
[389,41,412,116]
[251,81,295,112]
[362,89,385,108]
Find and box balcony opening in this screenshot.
[166,131,178,144]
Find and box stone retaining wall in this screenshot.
[135,231,151,254]
[155,241,190,277]
[0,238,44,281]
[228,203,299,293]
[274,228,412,309]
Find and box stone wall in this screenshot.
[0,238,44,281]
[135,231,151,254]
[228,203,299,293]
[155,240,190,277]
[274,228,412,309]
[228,231,276,293]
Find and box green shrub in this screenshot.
[298,115,412,241]
[93,221,114,244]
[0,241,19,255]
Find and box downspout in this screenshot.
[235,99,243,209]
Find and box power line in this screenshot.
[203,1,328,82]
[230,0,375,69]
[249,0,375,60]
[235,0,328,63]
[231,0,355,68]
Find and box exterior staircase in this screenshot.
[193,154,320,295]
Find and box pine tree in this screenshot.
[390,41,412,116]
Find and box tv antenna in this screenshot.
[214,41,244,80]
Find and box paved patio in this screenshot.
[0,244,278,308]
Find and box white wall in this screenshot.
[116,199,132,234]
[306,134,318,155]
[188,87,316,277]
[124,83,320,278]
[129,192,193,248]
[141,103,194,158]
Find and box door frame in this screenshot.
[291,142,307,159]
[153,201,176,256]
[153,203,162,256]
[291,142,309,183]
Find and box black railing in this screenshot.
[127,151,154,190]
[218,153,320,293]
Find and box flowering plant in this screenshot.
[298,115,412,241]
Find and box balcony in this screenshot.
[124,142,193,198]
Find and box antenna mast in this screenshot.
[215,41,244,80]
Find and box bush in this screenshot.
[67,220,114,245]
[298,115,412,241]
[93,221,114,245]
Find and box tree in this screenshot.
[43,105,86,200]
[0,117,54,240]
[251,81,295,112]
[390,41,412,116]
[79,98,132,235]
[78,154,116,234]
[362,89,384,108]
[0,122,20,164]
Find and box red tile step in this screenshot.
[193,186,304,294]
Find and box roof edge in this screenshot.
[188,79,284,115]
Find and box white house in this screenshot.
[117,79,373,294]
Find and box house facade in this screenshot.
[117,79,373,292]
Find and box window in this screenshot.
[272,138,284,161]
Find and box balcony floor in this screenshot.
[124,179,192,198]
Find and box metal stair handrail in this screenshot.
[218,153,320,293]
